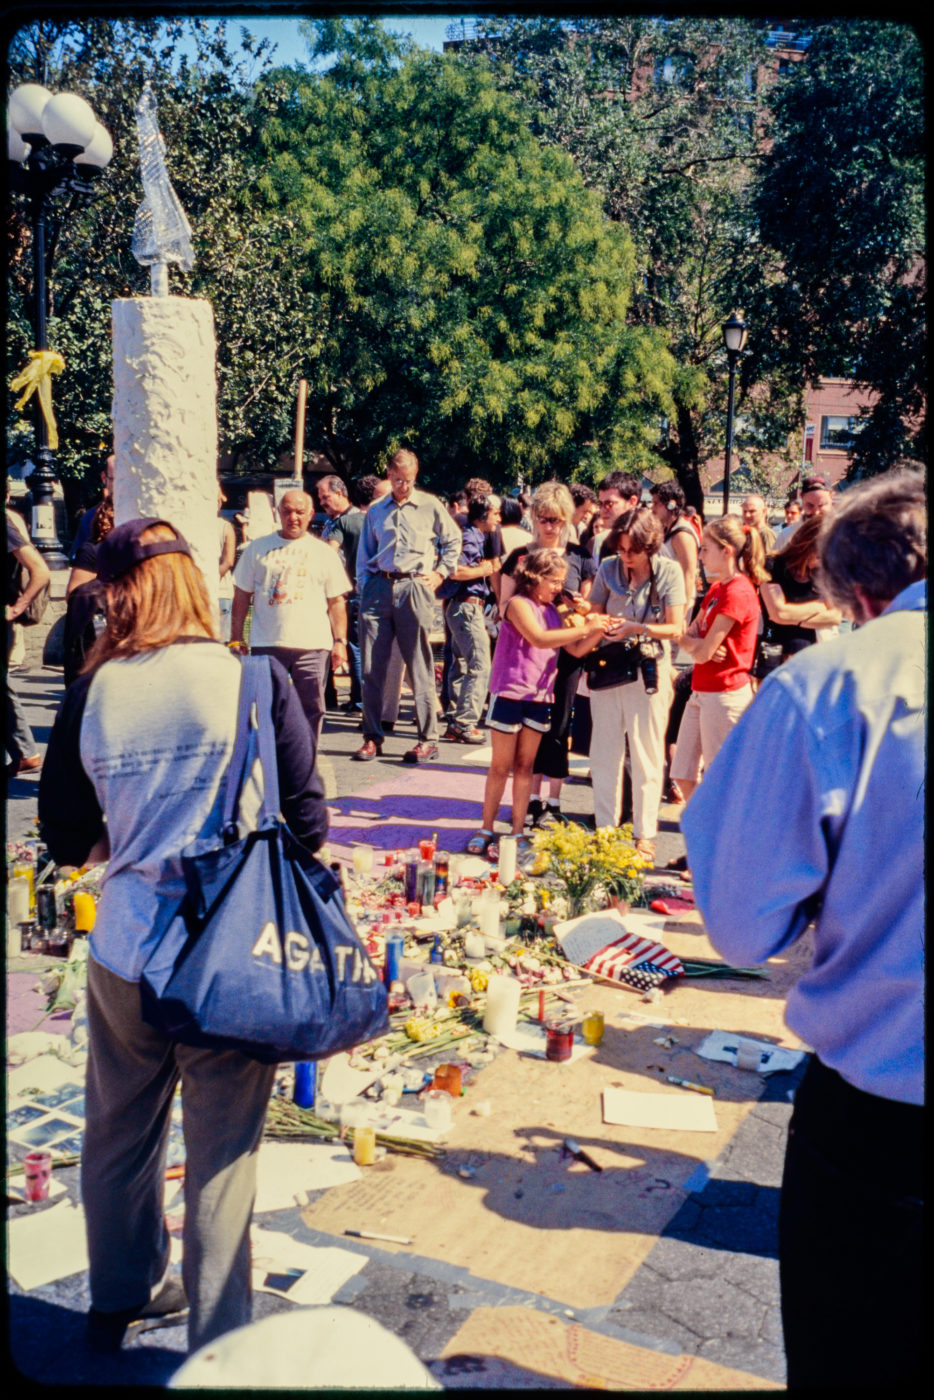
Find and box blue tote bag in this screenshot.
[140,657,388,1063]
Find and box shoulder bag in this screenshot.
[584,566,661,690]
[140,656,388,1062]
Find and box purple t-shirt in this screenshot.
[489,598,561,702]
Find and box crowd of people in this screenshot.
[7,450,923,1385]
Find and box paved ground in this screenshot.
[6,597,798,1388]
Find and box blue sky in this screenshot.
[206,13,475,67]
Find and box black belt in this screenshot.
[380,570,420,580]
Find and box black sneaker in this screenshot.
[537,804,561,828]
[526,798,544,828]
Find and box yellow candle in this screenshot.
[582,1010,605,1046]
[352,1125,376,1166]
[73,891,96,932]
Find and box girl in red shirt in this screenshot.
[671,516,767,805]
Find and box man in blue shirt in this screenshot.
[440,494,502,743]
[682,463,925,1390]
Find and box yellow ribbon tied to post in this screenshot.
[10,349,66,450]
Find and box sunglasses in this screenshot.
[536,516,563,526]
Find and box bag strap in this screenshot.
[222,655,281,836]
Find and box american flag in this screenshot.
[616,960,682,991]
[583,932,684,983]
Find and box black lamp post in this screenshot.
[720,311,748,517]
[8,83,113,562]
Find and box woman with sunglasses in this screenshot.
[498,480,597,827]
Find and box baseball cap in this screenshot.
[801,475,831,494]
[96,518,193,583]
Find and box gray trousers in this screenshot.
[82,956,276,1351]
[360,576,438,742]
[251,646,329,755]
[446,597,492,729]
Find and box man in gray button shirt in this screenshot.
[354,450,461,763]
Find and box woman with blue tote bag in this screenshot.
[38,518,330,1357]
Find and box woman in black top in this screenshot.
[499,481,597,826]
[760,515,842,661]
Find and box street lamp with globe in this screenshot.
[720,311,748,517]
[8,82,113,562]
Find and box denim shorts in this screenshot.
[487,695,552,733]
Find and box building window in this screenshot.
[819,415,860,450]
[654,53,694,88]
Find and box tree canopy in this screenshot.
[457,14,793,503]
[750,20,925,476]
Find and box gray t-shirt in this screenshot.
[590,554,686,658]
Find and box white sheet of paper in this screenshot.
[251,1227,366,1305]
[602,1087,717,1133]
[254,1141,361,1213]
[695,1030,806,1075]
[7,1199,90,1290]
[553,908,630,966]
[6,1054,82,1097]
[492,1021,593,1063]
[348,1102,447,1142]
[319,1053,383,1106]
[6,1175,67,1205]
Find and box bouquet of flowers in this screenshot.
[530,823,649,917]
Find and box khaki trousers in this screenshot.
[83,956,276,1351]
[589,666,673,838]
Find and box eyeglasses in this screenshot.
[536,516,563,526]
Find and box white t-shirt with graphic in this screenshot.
[234,531,351,650]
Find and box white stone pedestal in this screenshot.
[111,296,219,606]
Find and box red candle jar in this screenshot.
[545,1020,574,1062]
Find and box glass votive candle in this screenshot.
[352,1125,376,1165]
[422,1089,452,1130]
[581,1009,605,1046]
[545,1020,575,1062]
[418,836,437,861]
[432,1063,462,1098]
[352,844,374,876]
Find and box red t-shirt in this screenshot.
[691,574,760,692]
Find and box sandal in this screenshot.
[466,830,496,857]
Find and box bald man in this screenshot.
[230,489,351,753]
[741,494,776,553]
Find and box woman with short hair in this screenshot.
[578,506,686,860]
[39,518,327,1356]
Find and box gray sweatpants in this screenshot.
[82,956,276,1352]
[360,576,439,743]
[446,597,492,729]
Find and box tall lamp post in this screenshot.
[720,310,748,517]
[8,83,113,562]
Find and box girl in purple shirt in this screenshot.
[467,549,612,860]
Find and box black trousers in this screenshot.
[779,1056,924,1389]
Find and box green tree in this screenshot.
[253,18,676,489]
[6,17,307,485]
[456,15,806,504]
[750,20,925,477]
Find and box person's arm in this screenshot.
[229,586,252,651]
[760,581,842,630]
[669,529,697,602]
[268,658,328,851]
[682,677,827,963]
[679,612,735,664]
[327,595,349,671]
[6,540,51,622]
[66,566,96,596]
[506,596,611,651]
[424,504,462,590]
[219,519,236,578]
[38,675,106,867]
